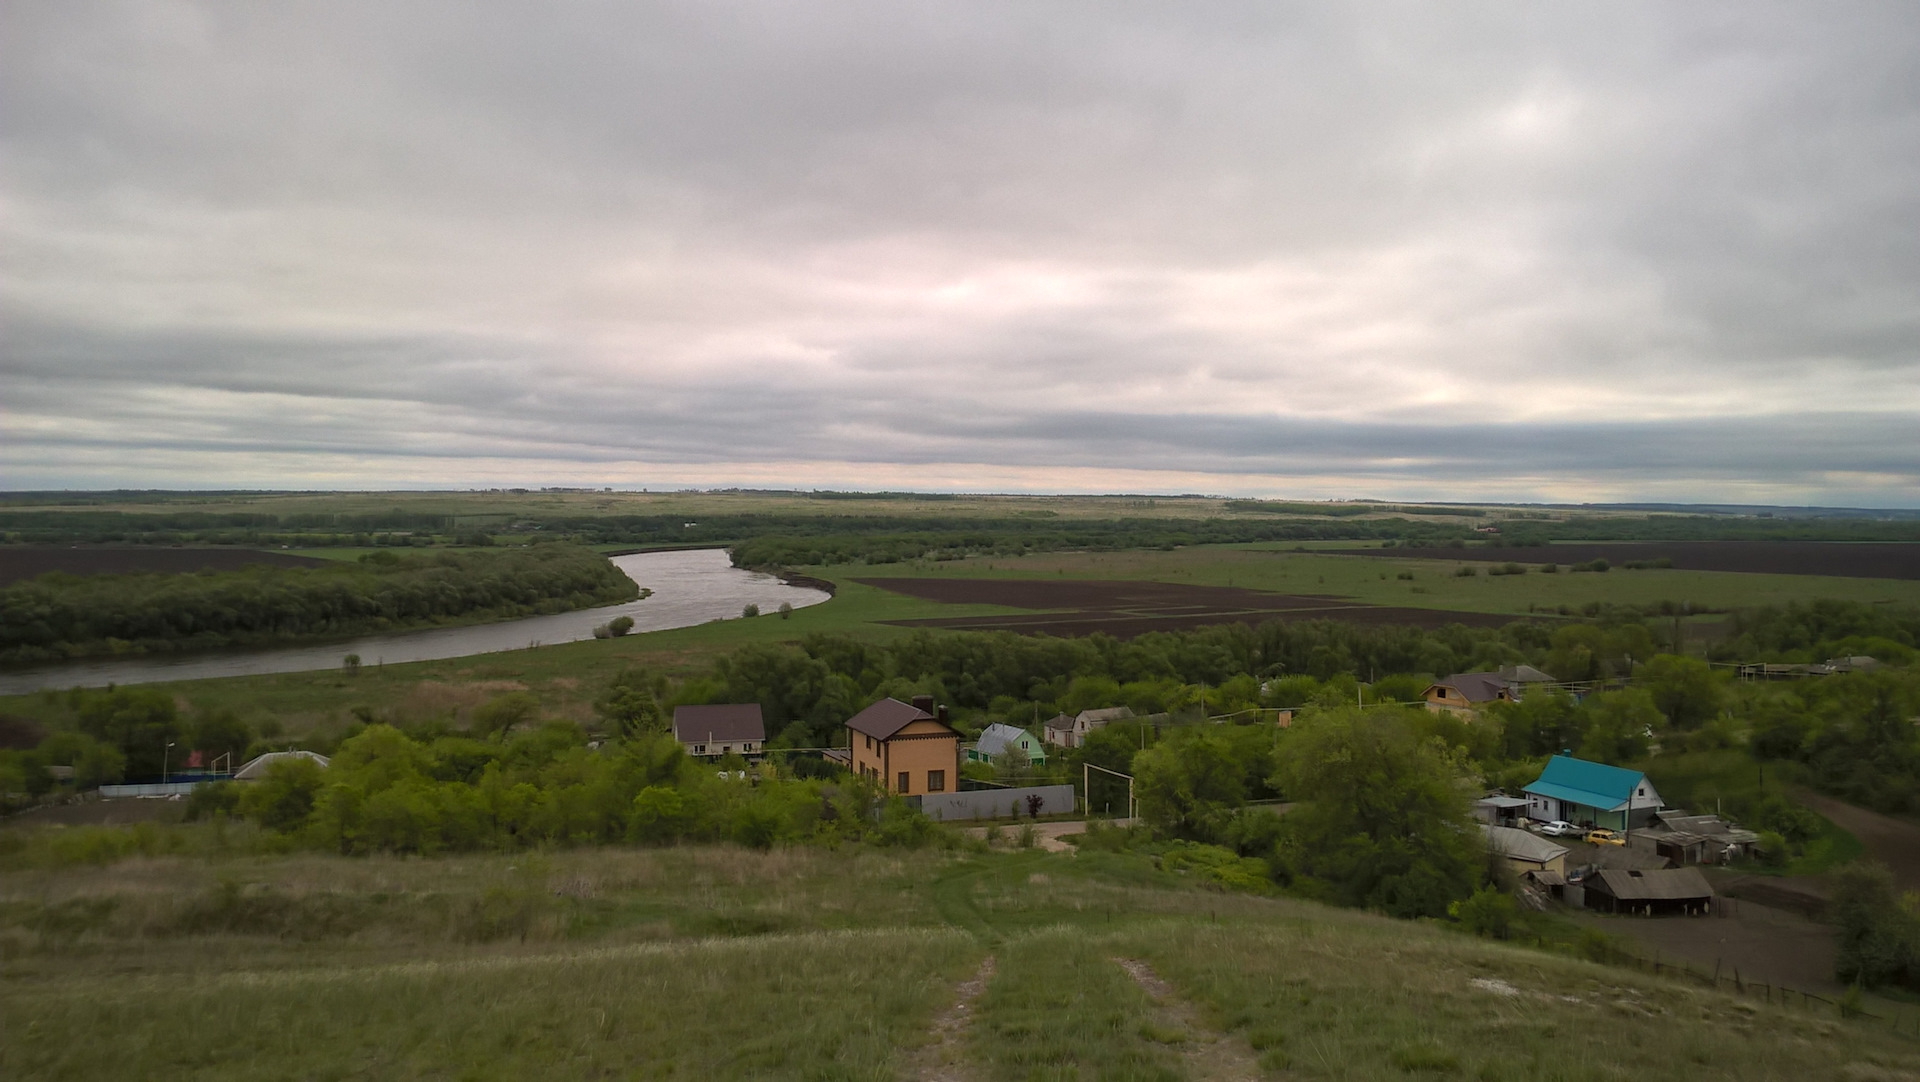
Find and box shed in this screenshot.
[1584,867,1714,916]
[1483,825,1568,877]
[1473,795,1530,827]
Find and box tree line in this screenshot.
[0,544,637,664]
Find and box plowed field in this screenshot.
[1334,541,1920,579]
[855,577,1525,637]
[0,546,328,586]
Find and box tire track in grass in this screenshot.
[1117,957,1268,1082]
[910,955,997,1082]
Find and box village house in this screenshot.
[846,695,963,796]
[1041,705,1134,749]
[969,723,1045,765]
[1523,753,1664,830]
[1422,665,1556,715]
[672,703,765,759]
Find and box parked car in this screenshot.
[1585,828,1626,846]
[1538,820,1579,837]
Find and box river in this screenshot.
[0,549,830,695]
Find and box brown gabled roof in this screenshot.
[1589,867,1713,902]
[1428,672,1509,703]
[846,697,944,740]
[673,703,765,744]
[1043,712,1077,732]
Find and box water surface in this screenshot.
[0,549,828,694]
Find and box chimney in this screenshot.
[936,705,949,725]
[911,694,935,715]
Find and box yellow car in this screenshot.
[1585,828,1626,846]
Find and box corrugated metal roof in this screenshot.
[234,750,330,780]
[1526,754,1644,806]
[976,723,1040,759]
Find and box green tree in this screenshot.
[239,756,326,833]
[1637,654,1725,729]
[1273,708,1480,919]
[190,708,253,766]
[36,730,126,788]
[1135,729,1248,842]
[76,687,182,778]
[1577,689,1660,764]
[594,669,666,737]
[1831,862,1920,990]
[474,692,541,737]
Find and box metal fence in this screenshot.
[914,785,1077,821]
[98,781,202,798]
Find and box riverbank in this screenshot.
[0,550,827,695]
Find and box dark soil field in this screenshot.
[1334,541,1920,579]
[0,546,328,586]
[856,577,1525,637]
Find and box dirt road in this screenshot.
[1794,790,1920,892]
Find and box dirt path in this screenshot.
[1115,958,1265,1082]
[1794,790,1920,892]
[911,956,996,1082]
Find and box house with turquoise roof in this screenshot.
[1523,753,1664,831]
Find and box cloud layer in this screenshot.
[5,2,1918,503]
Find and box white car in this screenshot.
[1537,820,1580,837]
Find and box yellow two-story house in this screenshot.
[846,696,962,796]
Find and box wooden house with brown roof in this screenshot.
[845,695,962,796]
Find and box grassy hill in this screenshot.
[4,838,1915,1080]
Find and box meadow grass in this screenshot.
[862,545,1920,615]
[4,840,1918,1080]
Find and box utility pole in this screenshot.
[162,741,176,785]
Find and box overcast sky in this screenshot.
[4,2,1918,504]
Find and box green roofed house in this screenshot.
[1523,753,1664,831]
[968,723,1046,765]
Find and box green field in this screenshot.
[854,545,1920,615]
[3,840,1913,1080]
[6,538,1916,736]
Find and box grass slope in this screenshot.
[3,840,1915,1080]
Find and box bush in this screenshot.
[1448,884,1517,938]
[608,615,635,636]
[185,780,242,821]
[1832,862,1920,990]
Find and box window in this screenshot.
[1637,786,1645,796]
[694,744,705,754]
[927,770,946,793]
[897,772,911,793]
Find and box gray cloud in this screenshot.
[3,2,1918,503]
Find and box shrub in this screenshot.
[607,615,635,636]
[1448,884,1517,938]
[742,603,760,618]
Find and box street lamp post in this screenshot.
[163,741,176,785]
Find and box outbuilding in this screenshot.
[1483,824,1569,878]
[1583,867,1714,916]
